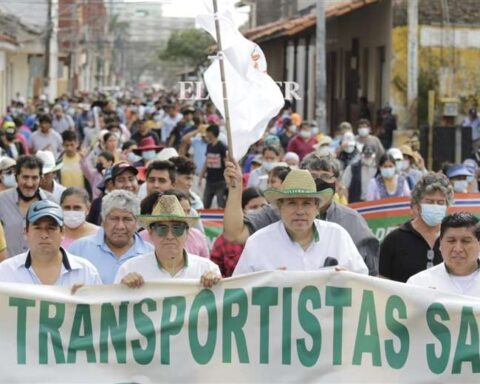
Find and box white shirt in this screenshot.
[0,249,102,286]
[233,219,368,276]
[407,262,480,297]
[114,251,220,283]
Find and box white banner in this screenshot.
[1,271,480,383]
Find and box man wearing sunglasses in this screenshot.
[114,195,221,288]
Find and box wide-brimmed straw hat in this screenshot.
[137,195,199,227]
[264,169,333,203]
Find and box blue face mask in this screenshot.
[142,150,156,161]
[2,173,16,188]
[380,167,396,179]
[421,203,447,227]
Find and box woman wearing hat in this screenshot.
[232,169,368,275]
[114,195,221,288]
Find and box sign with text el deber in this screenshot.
[1,272,480,382]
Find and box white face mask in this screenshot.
[63,210,86,229]
[127,152,142,163]
[358,127,370,137]
[453,180,468,193]
[401,159,410,171]
[311,127,319,135]
[395,160,403,173]
[344,144,355,154]
[381,167,396,179]
[290,125,297,133]
[299,130,311,139]
[2,173,16,188]
[262,161,275,172]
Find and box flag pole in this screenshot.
[212,0,234,162]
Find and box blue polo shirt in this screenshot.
[68,228,153,284]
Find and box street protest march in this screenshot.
[1,271,479,383]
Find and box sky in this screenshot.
[125,0,250,24]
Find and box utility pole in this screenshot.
[315,0,327,133]
[44,0,58,102]
[43,0,52,97]
[407,0,418,129]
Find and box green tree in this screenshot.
[159,28,215,72]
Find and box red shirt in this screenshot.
[286,135,317,160]
[210,234,244,277]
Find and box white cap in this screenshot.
[36,150,62,174]
[387,147,403,161]
[0,156,16,171]
[155,147,178,161]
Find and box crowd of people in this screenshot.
[0,91,478,299]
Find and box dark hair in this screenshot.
[357,118,371,127]
[98,150,114,163]
[140,191,162,214]
[122,140,137,151]
[301,154,341,178]
[103,132,116,143]
[169,156,196,175]
[60,187,90,205]
[270,165,291,182]
[16,155,43,177]
[38,114,52,124]
[62,130,77,143]
[146,160,176,183]
[163,188,189,202]
[262,146,280,157]
[206,124,219,137]
[440,212,480,240]
[140,189,189,227]
[241,187,264,210]
[378,153,397,168]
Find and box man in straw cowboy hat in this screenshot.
[114,194,221,288]
[232,169,368,276]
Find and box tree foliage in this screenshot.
[159,28,215,70]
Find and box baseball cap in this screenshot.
[463,159,478,175]
[0,156,16,171]
[111,162,138,180]
[96,167,113,191]
[447,164,472,179]
[26,200,64,226]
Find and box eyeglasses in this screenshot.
[150,223,188,237]
[426,249,434,269]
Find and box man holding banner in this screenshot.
[407,212,480,296]
[224,155,379,275]
[115,194,221,288]
[233,169,368,275]
[0,200,101,285]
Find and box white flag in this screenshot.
[197,6,284,161]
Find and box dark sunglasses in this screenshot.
[150,223,188,237]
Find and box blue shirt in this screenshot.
[190,136,207,175]
[68,228,153,284]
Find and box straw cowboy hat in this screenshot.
[137,195,199,227]
[264,169,333,203]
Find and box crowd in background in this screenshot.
[0,89,478,297]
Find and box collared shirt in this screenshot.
[244,201,379,276]
[114,250,220,283]
[0,248,102,285]
[0,187,56,257]
[68,228,154,284]
[233,219,368,276]
[407,262,480,297]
